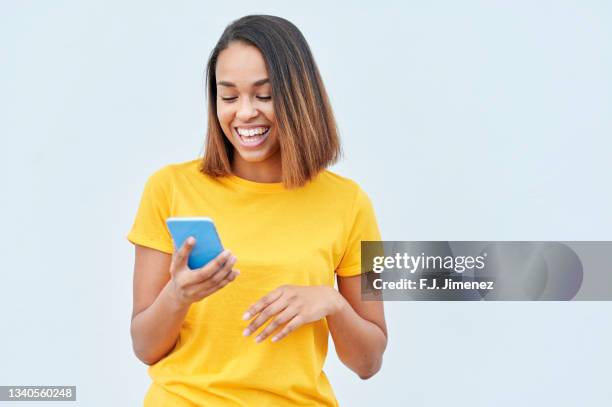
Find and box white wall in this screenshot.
[1,1,611,405]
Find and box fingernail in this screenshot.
[242,312,251,320]
[187,237,194,244]
[255,336,263,343]
[271,336,278,342]
[242,328,251,336]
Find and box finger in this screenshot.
[242,289,284,321]
[243,298,289,337]
[195,269,240,299]
[172,237,195,272]
[228,268,240,278]
[186,255,235,288]
[218,269,240,287]
[207,255,237,285]
[254,307,298,343]
[270,315,304,343]
[192,250,232,282]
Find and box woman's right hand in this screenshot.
[167,237,239,307]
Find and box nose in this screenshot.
[236,96,258,121]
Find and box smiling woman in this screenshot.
[127,14,387,407]
[202,16,340,187]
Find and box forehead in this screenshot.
[215,42,269,84]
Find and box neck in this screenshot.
[231,152,282,183]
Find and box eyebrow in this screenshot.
[217,78,269,87]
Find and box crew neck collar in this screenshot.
[221,173,286,193]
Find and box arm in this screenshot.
[327,274,388,379]
[130,241,239,365]
[130,245,190,365]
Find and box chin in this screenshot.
[235,149,276,163]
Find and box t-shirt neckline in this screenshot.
[221,173,287,193]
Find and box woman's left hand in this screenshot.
[242,285,343,343]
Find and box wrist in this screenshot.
[326,286,347,316]
[163,280,191,313]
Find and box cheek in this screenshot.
[216,105,233,129]
[264,105,275,124]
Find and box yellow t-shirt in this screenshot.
[127,158,381,406]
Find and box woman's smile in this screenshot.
[234,126,271,148]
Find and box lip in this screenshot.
[233,124,271,129]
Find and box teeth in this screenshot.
[236,127,269,137]
[241,134,264,145]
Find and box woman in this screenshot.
[128,14,387,406]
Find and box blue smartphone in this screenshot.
[166,217,224,270]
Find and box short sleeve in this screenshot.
[126,166,175,254]
[336,186,382,277]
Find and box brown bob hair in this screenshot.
[200,15,341,188]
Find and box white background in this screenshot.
[1,1,611,406]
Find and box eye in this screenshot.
[220,96,237,103]
[256,96,272,101]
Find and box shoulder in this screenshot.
[315,169,361,193]
[139,159,208,201]
[145,158,203,185]
[318,171,382,252]
[314,169,373,205]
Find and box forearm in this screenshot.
[130,280,191,365]
[326,290,387,379]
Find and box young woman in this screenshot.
[128,14,387,406]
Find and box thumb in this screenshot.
[172,236,196,272]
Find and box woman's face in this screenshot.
[215,41,279,166]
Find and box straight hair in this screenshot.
[201,15,341,188]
